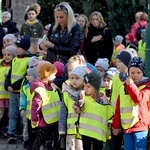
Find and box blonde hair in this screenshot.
[88,11,106,28]
[53,2,76,33]
[140,12,148,21]
[135,11,143,19]
[29,38,39,53]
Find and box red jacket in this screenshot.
[112,80,150,133]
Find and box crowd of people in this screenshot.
[0,1,150,150]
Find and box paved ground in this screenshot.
[0,135,25,150]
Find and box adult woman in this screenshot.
[84,11,113,65]
[40,2,82,64]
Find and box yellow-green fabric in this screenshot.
[138,40,146,61]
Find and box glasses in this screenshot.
[55,4,68,11]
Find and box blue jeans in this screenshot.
[8,92,20,135]
[124,131,148,150]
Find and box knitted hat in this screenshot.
[28,56,41,68]
[95,58,109,71]
[27,67,39,79]
[54,61,65,77]
[38,61,57,80]
[84,72,101,90]
[104,67,119,80]
[71,66,88,79]
[128,57,146,75]
[117,48,137,67]
[86,62,98,74]
[125,33,135,42]
[15,35,30,51]
[3,34,17,43]
[4,45,17,57]
[113,35,123,44]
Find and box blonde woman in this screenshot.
[84,11,113,65]
[39,2,83,64]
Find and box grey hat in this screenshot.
[27,67,39,79]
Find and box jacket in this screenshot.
[112,80,150,133]
[46,23,83,64]
[2,20,19,34]
[84,25,113,65]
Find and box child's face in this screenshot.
[103,77,113,90]
[70,74,84,89]
[16,47,26,55]
[3,50,14,63]
[91,15,99,27]
[96,66,105,77]
[27,74,36,83]
[129,67,143,83]
[78,16,86,28]
[27,10,37,21]
[84,83,94,96]
[3,38,14,48]
[116,59,127,73]
[47,73,56,82]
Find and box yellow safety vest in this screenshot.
[138,40,146,61]
[111,74,123,113]
[11,57,30,92]
[0,60,10,99]
[79,96,111,142]
[34,86,60,124]
[120,85,146,129]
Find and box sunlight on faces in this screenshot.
[91,15,100,27]
[3,51,14,63]
[27,10,37,21]
[129,67,143,83]
[55,11,68,28]
[96,66,105,77]
[3,39,14,48]
[116,59,127,73]
[84,83,95,96]
[69,74,84,89]
[103,77,113,90]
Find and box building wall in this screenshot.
[11,0,37,30]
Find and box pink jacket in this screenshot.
[30,78,56,127]
[130,20,148,41]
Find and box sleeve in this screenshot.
[31,93,42,122]
[11,77,24,90]
[38,23,44,38]
[8,22,19,34]
[59,100,68,133]
[20,87,27,110]
[4,68,11,91]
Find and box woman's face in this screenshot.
[27,10,37,21]
[55,11,68,28]
[78,16,86,28]
[91,15,99,27]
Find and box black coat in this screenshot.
[84,25,113,65]
[0,27,5,57]
[2,20,19,34]
[46,23,83,64]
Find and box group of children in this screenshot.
[0,29,150,150]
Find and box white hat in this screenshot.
[5,45,17,57]
[3,34,17,43]
[95,58,109,71]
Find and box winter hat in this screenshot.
[4,45,17,57]
[113,35,123,44]
[38,61,57,80]
[84,72,101,90]
[54,61,65,77]
[125,33,135,42]
[128,57,146,75]
[104,67,119,80]
[117,48,137,67]
[71,66,88,79]
[3,34,17,43]
[28,56,41,68]
[86,62,98,74]
[15,35,30,51]
[27,67,39,79]
[95,58,109,71]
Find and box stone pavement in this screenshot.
[0,135,25,150]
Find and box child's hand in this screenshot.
[20,110,25,117]
[8,86,13,92]
[125,75,134,85]
[79,90,85,100]
[112,128,121,136]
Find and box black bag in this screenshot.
[137,23,147,41]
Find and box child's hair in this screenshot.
[67,54,86,66]
[29,38,39,54]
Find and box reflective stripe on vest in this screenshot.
[35,86,60,124]
[120,85,146,129]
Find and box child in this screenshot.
[59,66,88,150]
[20,67,39,149]
[112,57,150,150]
[0,45,17,136]
[111,35,125,67]
[4,35,31,144]
[79,72,112,150]
[20,7,44,38]
[30,61,60,150]
[95,58,109,88]
[110,48,137,150]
